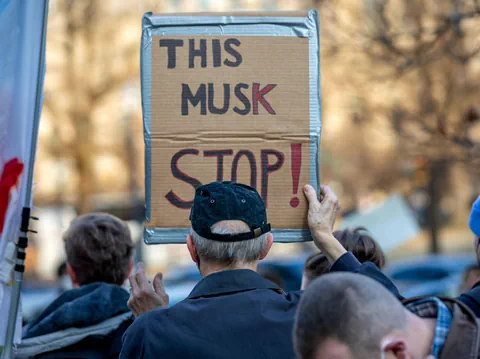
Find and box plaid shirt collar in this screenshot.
[406,297,453,359]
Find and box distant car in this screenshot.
[384,253,477,298]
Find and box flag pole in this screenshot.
[2,0,49,357]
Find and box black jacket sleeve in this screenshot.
[329,252,404,301]
[331,252,480,317]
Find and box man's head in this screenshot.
[301,228,386,289]
[64,213,134,287]
[187,182,273,273]
[295,273,412,359]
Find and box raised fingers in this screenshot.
[134,262,150,293]
[303,184,320,209]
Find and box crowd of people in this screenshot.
[14,181,480,359]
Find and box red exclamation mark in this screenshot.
[290,143,302,208]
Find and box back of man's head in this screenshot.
[64,213,133,286]
[191,220,268,264]
[294,272,406,359]
[189,181,272,267]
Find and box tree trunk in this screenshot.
[426,160,448,253]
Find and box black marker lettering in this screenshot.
[189,39,207,68]
[233,83,251,115]
[208,83,230,115]
[181,84,207,115]
[159,39,184,69]
[224,38,242,67]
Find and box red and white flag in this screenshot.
[0,0,48,348]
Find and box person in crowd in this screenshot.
[461,265,480,293]
[294,272,479,359]
[296,186,480,358]
[122,181,328,359]
[17,213,135,359]
[301,227,385,289]
[301,184,480,348]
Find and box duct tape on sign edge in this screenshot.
[141,10,321,244]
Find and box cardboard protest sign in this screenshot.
[141,11,321,243]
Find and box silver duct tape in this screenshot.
[144,228,312,244]
[141,10,321,244]
[141,26,153,222]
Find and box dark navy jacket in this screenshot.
[19,282,133,359]
[331,252,480,317]
[120,269,302,359]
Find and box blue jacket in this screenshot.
[120,269,302,359]
[18,282,133,359]
[331,252,480,317]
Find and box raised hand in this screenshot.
[127,262,169,317]
[303,184,345,263]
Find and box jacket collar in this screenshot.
[404,297,480,359]
[187,269,281,300]
[24,282,130,339]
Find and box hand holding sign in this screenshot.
[304,184,345,263]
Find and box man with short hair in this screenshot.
[295,272,480,359]
[315,191,480,316]
[17,213,135,359]
[298,185,480,358]
[121,181,304,359]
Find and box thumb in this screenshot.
[153,272,165,295]
[303,185,319,206]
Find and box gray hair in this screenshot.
[191,220,268,264]
[294,272,407,359]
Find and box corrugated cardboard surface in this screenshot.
[148,36,310,229]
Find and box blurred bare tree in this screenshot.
[318,0,480,251]
[42,0,143,213]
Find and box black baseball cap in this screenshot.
[189,181,271,242]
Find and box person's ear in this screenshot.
[187,235,199,264]
[381,338,410,359]
[66,263,80,288]
[259,233,274,260]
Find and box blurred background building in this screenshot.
[27,0,480,282]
